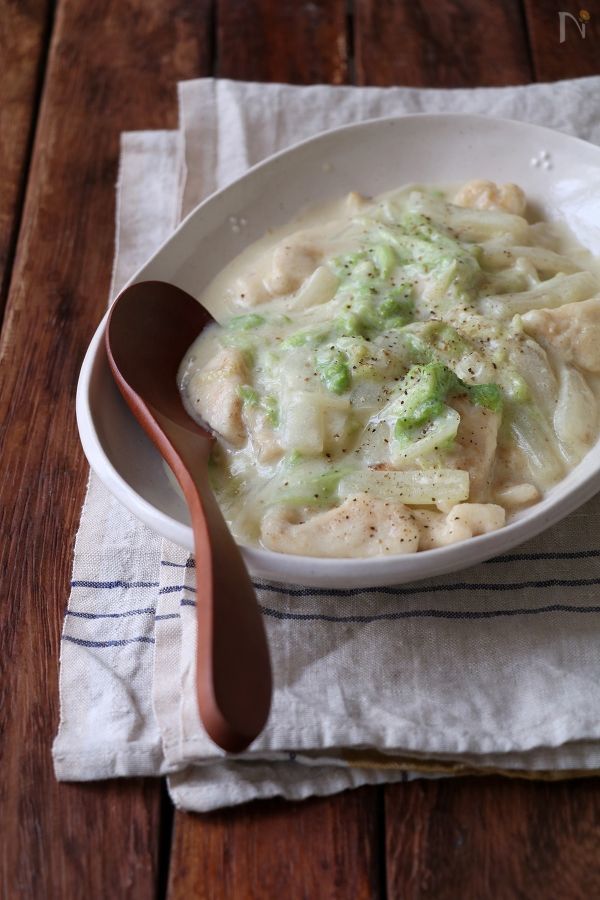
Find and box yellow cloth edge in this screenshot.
[342,749,600,780]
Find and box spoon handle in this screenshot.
[179,463,272,753]
[104,281,271,753]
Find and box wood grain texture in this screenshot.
[4,0,599,897]
[217,0,349,84]
[385,777,600,899]
[0,0,52,315]
[354,0,532,86]
[168,788,382,899]
[0,0,212,896]
[524,0,600,81]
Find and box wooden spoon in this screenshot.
[105,280,272,753]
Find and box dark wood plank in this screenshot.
[354,0,532,86]
[217,0,349,84]
[168,788,382,899]
[385,777,600,899]
[0,0,212,896]
[0,0,52,315]
[524,1,599,81]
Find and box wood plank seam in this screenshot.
[517,0,536,80]
[376,786,389,900]
[0,0,58,327]
[157,781,176,900]
[346,0,357,85]
[211,0,220,81]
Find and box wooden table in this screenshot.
[2,1,599,896]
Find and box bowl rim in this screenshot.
[77,111,600,588]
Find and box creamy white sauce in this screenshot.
[178,181,600,558]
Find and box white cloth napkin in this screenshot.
[54,77,600,812]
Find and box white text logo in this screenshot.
[558,9,590,43]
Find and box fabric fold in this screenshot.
[54,76,600,812]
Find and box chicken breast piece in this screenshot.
[494,482,540,508]
[187,347,248,447]
[260,493,420,558]
[231,271,272,307]
[454,179,526,216]
[265,237,322,296]
[244,407,284,464]
[446,397,501,501]
[521,297,600,373]
[413,503,505,550]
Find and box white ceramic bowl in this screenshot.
[77,113,600,587]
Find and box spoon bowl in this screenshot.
[105,280,272,753]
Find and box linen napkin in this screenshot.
[54,77,600,812]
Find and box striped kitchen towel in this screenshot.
[54,76,600,811]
